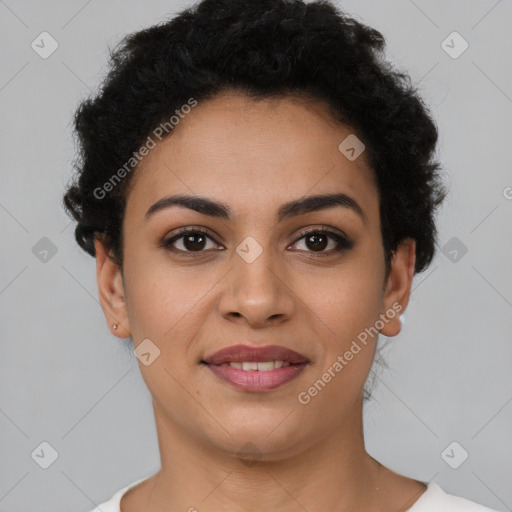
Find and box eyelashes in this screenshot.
[292,227,354,254]
[162,227,219,255]
[161,225,354,257]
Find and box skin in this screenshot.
[95,91,426,511]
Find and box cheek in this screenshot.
[298,262,384,388]
[296,281,381,415]
[301,263,384,339]
[123,250,211,345]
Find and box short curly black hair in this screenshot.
[63,0,447,278]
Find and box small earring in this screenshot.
[112,323,118,330]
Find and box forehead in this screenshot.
[125,91,379,224]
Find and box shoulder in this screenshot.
[85,487,125,512]
[84,478,500,512]
[408,482,500,512]
[84,476,150,512]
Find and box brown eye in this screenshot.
[162,226,353,257]
[290,228,354,255]
[304,232,329,251]
[163,228,221,254]
[181,232,208,251]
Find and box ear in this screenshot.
[94,237,131,338]
[379,238,416,337]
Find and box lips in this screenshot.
[201,344,310,392]
[202,344,309,365]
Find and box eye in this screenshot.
[289,227,354,256]
[162,227,223,255]
[161,225,353,257]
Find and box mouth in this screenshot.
[200,344,310,392]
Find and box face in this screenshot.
[95,91,415,460]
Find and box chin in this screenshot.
[207,420,310,462]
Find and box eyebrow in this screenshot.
[144,192,367,225]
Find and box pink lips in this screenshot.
[203,344,309,365]
[202,344,309,392]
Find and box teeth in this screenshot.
[220,360,291,370]
[254,361,274,371]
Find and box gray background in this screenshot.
[1,0,511,511]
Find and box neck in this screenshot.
[144,397,384,512]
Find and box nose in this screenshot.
[217,242,296,328]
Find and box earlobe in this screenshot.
[379,238,416,338]
[94,237,131,338]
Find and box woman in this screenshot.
[63,0,498,510]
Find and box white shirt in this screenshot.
[88,476,499,511]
